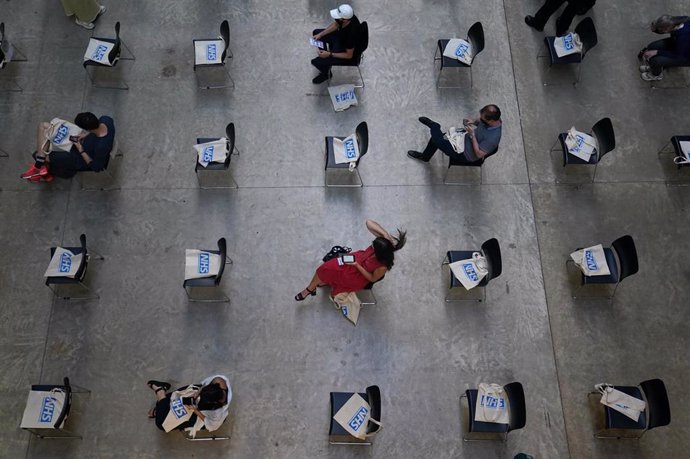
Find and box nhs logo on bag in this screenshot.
[479,394,506,410]
[202,145,214,163]
[584,249,598,271]
[344,138,357,159]
[91,44,109,62]
[171,399,188,419]
[348,405,369,432]
[455,42,470,58]
[39,396,56,423]
[341,306,349,317]
[59,252,72,273]
[206,43,217,61]
[335,89,356,103]
[198,252,210,274]
[53,124,70,144]
[563,34,575,51]
[572,134,586,153]
[462,262,478,282]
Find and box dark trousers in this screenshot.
[310,28,356,74]
[419,119,468,162]
[154,394,197,432]
[647,38,690,76]
[533,0,591,35]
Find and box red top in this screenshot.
[316,245,386,296]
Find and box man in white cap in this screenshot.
[311,4,362,84]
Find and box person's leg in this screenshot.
[526,0,566,30]
[296,272,323,300]
[555,2,578,36]
[648,56,690,76]
[20,123,53,180]
[154,395,172,430]
[408,117,444,161]
[646,38,673,52]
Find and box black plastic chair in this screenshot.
[195,123,240,189]
[592,379,670,439]
[83,22,135,90]
[434,22,484,88]
[0,22,28,92]
[550,117,615,183]
[20,377,90,439]
[360,274,384,306]
[462,382,526,441]
[329,385,382,445]
[194,20,234,89]
[657,135,690,177]
[183,238,232,303]
[46,234,104,300]
[325,121,368,187]
[539,17,597,86]
[328,21,368,88]
[444,238,502,302]
[444,147,499,185]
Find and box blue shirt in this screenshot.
[464,121,502,162]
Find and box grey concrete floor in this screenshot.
[0,1,688,458]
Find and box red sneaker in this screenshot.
[41,174,54,182]
[20,164,40,179]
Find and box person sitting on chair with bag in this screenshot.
[295,219,406,301]
[20,112,115,182]
[310,3,362,84]
[147,375,231,437]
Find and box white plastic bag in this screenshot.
[443,38,473,65]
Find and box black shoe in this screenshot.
[407,150,429,162]
[524,15,544,32]
[312,71,331,84]
[418,116,437,128]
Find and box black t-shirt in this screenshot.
[338,15,361,52]
[75,116,116,172]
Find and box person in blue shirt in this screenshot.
[640,15,690,81]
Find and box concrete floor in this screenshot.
[0,0,688,458]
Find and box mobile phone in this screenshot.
[182,397,195,406]
[342,255,355,264]
[69,135,80,142]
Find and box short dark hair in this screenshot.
[74,112,99,130]
[480,105,501,122]
[197,383,227,411]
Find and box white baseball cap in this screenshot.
[330,4,354,20]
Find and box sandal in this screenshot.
[147,407,157,418]
[294,287,316,301]
[147,380,171,393]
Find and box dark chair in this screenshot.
[83,22,136,90]
[45,234,104,300]
[444,238,502,302]
[591,379,670,439]
[0,22,28,92]
[538,17,597,86]
[434,22,484,88]
[329,21,368,88]
[183,238,232,303]
[360,274,384,306]
[325,121,368,187]
[329,385,382,445]
[195,123,240,189]
[20,377,90,439]
[568,235,638,300]
[80,138,124,191]
[657,136,690,181]
[462,382,526,441]
[550,117,615,183]
[194,20,234,89]
[444,147,499,185]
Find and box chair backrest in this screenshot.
[354,21,369,63]
[225,122,235,167]
[591,117,615,161]
[481,238,502,281]
[504,382,526,432]
[467,22,485,56]
[355,121,369,164]
[108,22,122,63]
[52,377,73,429]
[611,234,638,282]
[75,234,89,280]
[640,379,671,430]
[575,17,597,56]
[365,385,382,435]
[215,237,227,284]
[0,22,4,43]
[220,20,230,62]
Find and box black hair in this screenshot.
[196,383,227,411]
[372,229,407,270]
[74,112,99,131]
[480,105,501,122]
[651,15,690,34]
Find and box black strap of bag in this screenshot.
[322,245,352,262]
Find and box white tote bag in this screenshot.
[184,249,222,280]
[445,127,466,154]
[194,39,224,65]
[84,38,115,65]
[674,140,690,165]
[443,38,473,65]
[449,253,488,290]
[162,385,199,432]
[595,384,646,422]
[333,393,371,439]
[328,84,358,112]
[194,139,229,167]
[553,32,583,57]
[44,247,83,278]
[475,383,510,424]
[570,244,611,276]
[333,134,360,165]
[332,292,362,326]
[46,118,86,152]
[565,127,597,162]
[21,388,67,429]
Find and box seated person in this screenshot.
[639,15,690,81]
[310,3,362,84]
[147,375,231,436]
[20,112,115,182]
[295,220,406,300]
[407,105,502,164]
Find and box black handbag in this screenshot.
[322,245,352,262]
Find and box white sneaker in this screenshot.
[75,18,95,29]
[98,5,107,16]
[640,72,663,81]
[638,65,650,73]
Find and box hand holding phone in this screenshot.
[69,135,80,143]
[341,255,355,264]
[181,397,195,406]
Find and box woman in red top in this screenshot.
[295,219,406,300]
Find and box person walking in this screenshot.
[61,0,107,30]
[524,0,596,36]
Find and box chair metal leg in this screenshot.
[70,384,91,394]
[325,168,363,187]
[185,434,231,441]
[10,45,28,62]
[0,147,8,157]
[359,289,377,306]
[445,286,485,303]
[195,66,234,89]
[27,428,83,440]
[85,66,129,90]
[184,286,230,303]
[443,165,482,185]
[47,282,99,301]
[119,41,136,60]
[196,169,238,189]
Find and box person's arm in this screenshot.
[74,140,94,165]
[366,219,393,242]
[462,125,489,160]
[317,47,354,60]
[314,22,338,40]
[353,264,387,283]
